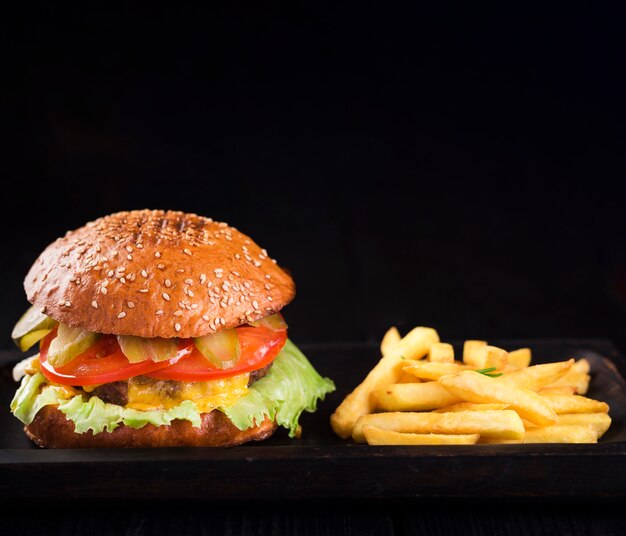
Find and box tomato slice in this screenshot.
[37,321,288,385]
[146,326,287,381]
[39,330,191,386]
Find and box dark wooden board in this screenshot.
[0,339,625,501]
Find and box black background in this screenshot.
[6,4,626,352]
[4,4,626,535]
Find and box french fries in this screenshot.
[331,326,612,445]
[372,382,460,412]
[330,327,440,439]
[362,426,479,445]
[438,371,558,426]
[352,410,525,443]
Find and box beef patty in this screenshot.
[89,363,273,406]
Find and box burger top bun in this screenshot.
[24,209,295,338]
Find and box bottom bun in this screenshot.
[25,405,277,448]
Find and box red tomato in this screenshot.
[146,326,287,381]
[39,330,191,386]
[38,323,287,385]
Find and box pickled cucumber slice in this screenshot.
[249,313,288,331]
[11,305,58,351]
[194,329,241,369]
[117,336,179,363]
[47,324,99,368]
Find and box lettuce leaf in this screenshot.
[10,340,335,437]
[11,374,204,434]
[222,339,335,437]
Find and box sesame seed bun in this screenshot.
[25,405,277,448]
[24,209,296,338]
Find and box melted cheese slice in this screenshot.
[125,373,250,413]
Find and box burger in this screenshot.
[10,209,335,447]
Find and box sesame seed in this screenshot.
[209,322,216,331]
[202,315,209,321]
[175,323,181,332]
[155,251,161,258]
[216,272,223,278]
[185,278,193,285]
[156,309,164,315]
[265,274,271,279]
[107,270,114,277]
[139,288,149,293]
[191,303,198,309]
[183,248,192,256]
[214,268,223,274]
[200,274,206,284]
[118,312,126,319]
[141,270,148,278]
[220,317,226,326]
[127,254,133,261]
[174,310,183,316]
[232,271,240,277]
[267,296,273,301]
[187,289,194,297]
[165,279,172,288]
[265,284,271,290]
[126,245,133,253]
[162,292,170,301]
[128,301,135,308]
[235,253,241,259]
[243,281,251,289]
[136,243,143,249]
[207,281,213,288]
[176,268,185,274]
[101,287,108,295]
[252,300,259,309]
[157,263,165,270]
[91,301,98,309]
[221,283,229,292]
[120,277,126,284]
[254,261,262,267]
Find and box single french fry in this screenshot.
[403,361,469,381]
[548,359,591,394]
[330,327,440,439]
[557,413,612,438]
[463,340,487,367]
[433,402,510,413]
[540,393,609,414]
[522,424,597,444]
[438,371,558,426]
[475,346,508,370]
[352,410,524,443]
[506,348,532,369]
[498,359,574,391]
[539,386,577,396]
[380,326,401,355]
[397,371,421,383]
[428,342,455,363]
[372,382,460,412]
[362,426,479,445]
